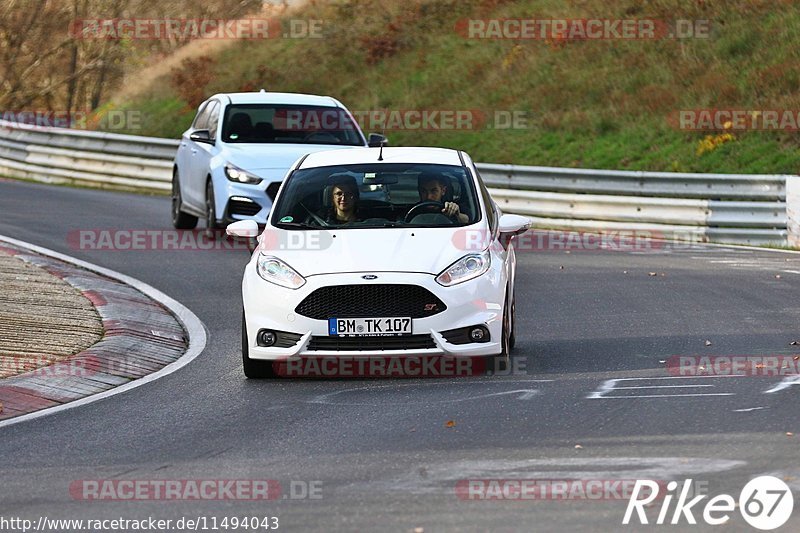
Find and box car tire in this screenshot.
[171,170,198,230]
[485,287,513,375]
[205,179,219,239]
[242,311,278,379]
[483,286,514,375]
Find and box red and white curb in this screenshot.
[0,235,206,428]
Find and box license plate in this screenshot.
[328,317,412,336]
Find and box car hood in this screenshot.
[259,227,483,277]
[223,143,360,172]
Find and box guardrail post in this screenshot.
[787,176,800,248]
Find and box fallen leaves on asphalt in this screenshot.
[445,420,456,428]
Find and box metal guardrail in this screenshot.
[478,163,786,200]
[0,121,176,191]
[0,120,791,245]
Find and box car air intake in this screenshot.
[228,198,261,217]
[307,334,436,351]
[295,284,446,320]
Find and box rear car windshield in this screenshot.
[270,163,481,229]
[221,104,364,146]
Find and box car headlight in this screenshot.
[225,163,262,185]
[436,249,491,286]
[256,254,306,289]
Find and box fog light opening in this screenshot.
[257,329,277,347]
[470,326,489,342]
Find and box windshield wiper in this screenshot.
[274,221,321,230]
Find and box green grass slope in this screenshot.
[105,0,800,174]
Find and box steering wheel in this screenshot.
[404,201,444,223]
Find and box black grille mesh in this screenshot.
[228,199,260,216]
[307,334,435,351]
[295,284,446,320]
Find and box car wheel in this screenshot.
[171,170,198,229]
[242,311,278,379]
[486,287,512,375]
[205,179,219,239]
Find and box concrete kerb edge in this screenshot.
[0,234,207,429]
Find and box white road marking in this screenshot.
[587,376,738,399]
[733,407,768,412]
[614,384,714,389]
[0,235,207,429]
[308,379,554,406]
[472,389,539,400]
[764,375,800,394]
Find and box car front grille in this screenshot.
[295,284,446,320]
[307,334,436,351]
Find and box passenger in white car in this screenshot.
[324,176,361,225]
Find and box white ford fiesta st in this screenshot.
[227,146,530,378]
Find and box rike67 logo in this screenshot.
[623,476,794,530]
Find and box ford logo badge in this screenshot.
[362,275,378,280]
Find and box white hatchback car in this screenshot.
[227,147,530,378]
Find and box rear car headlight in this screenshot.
[436,249,491,286]
[225,163,263,185]
[256,254,306,289]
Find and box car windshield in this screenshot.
[270,163,481,229]
[221,104,364,145]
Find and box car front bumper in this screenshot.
[242,268,507,361]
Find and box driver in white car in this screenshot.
[417,173,469,223]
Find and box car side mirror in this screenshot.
[367,133,388,147]
[226,220,259,238]
[499,214,531,236]
[190,129,214,144]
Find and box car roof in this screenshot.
[298,147,465,169]
[214,91,342,107]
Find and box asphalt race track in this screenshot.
[1,180,798,532]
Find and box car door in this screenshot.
[180,101,212,209]
[191,99,220,209]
